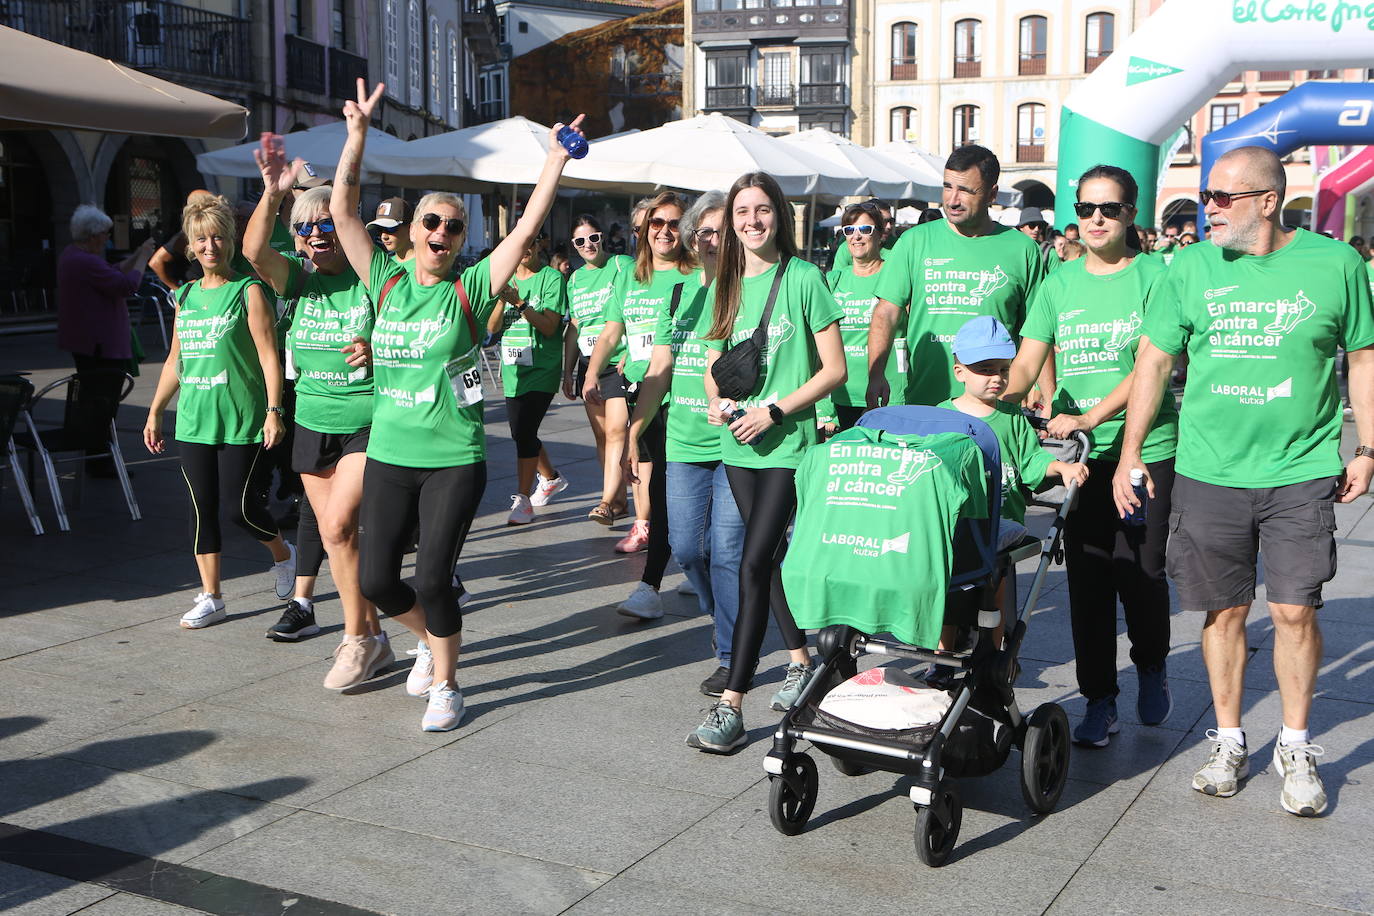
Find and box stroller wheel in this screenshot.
[830,755,870,777]
[767,753,818,835]
[914,784,961,867]
[1020,703,1071,815]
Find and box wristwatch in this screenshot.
[1355,445,1374,460]
[514,300,528,314]
[767,403,785,425]
[265,406,285,416]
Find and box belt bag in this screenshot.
[710,255,789,402]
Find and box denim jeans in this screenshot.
[665,460,743,667]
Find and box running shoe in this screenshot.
[271,541,297,599]
[406,641,435,697]
[450,569,476,608]
[769,663,815,711]
[614,520,650,553]
[529,472,569,507]
[616,582,663,620]
[422,681,465,732]
[323,634,395,691]
[686,702,746,753]
[266,598,319,641]
[1137,662,1172,726]
[699,665,730,697]
[1273,739,1327,816]
[507,493,534,526]
[179,592,225,629]
[1192,729,1249,797]
[1073,696,1120,747]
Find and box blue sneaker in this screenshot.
[1074,696,1120,747]
[769,663,815,711]
[1137,663,1172,726]
[686,702,746,754]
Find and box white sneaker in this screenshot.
[1192,730,1249,797]
[529,472,569,507]
[406,641,435,697]
[1273,739,1328,816]
[271,541,296,599]
[616,582,664,620]
[422,680,465,732]
[180,592,226,629]
[507,493,534,526]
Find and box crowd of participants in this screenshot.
[52,79,1374,820]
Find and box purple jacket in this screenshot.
[57,245,141,359]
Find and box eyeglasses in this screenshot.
[420,213,465,235]
[840,224,876,237]
[1200,188,1272,208]
[1073,201,1129,220]
[294,218,335,237]
[572,232,602,248]
[692,227,718,242]
[647,217,680,232]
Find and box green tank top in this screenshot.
[174,275,268,445]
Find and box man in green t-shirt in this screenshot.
[867,145,1050,409]
[1116,147,1374,818]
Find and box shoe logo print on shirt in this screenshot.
[410,314,452,351]
[887,448,943,486]
[1263,291,1317,336]
[205,314,235,343]
[1104,312,1143,352]
[341,301,372,336]
[969,266,1009,304]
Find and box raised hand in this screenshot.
[548,114,586,157]
[252,133,304,197]
[343,78,385,133]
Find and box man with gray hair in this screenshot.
[1114,146,1374,816]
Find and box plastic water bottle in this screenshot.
[1124,468,1149,527]
[557,126,588,159]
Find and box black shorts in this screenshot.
[292,424,371,474]
[598,367,631,401]
[1166,475,1340,612]
[573,354,592,395]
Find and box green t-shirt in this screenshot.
[366,248,497,468]
[269,220,297,255]
[825,262,907,408]
[1142,229,1374,487]
[938,399,1051,524]
[1021,255,1178,463]
[1365,258,1373,298]
[567,256,631,363]
[174,275,268,446]
[703,258,844,470]
[830,232,899,271]
[608,265,692,384]
[499,266,568,396]
[281,257,375,434]
[874,220,1045,406]
[652,273,718,463]
[783,426,989,650]
[815,396,838,428]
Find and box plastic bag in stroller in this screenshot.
[765,405,1089,866]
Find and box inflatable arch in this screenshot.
[1054,0,1374,225]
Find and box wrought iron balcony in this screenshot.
[798,82,845,106]
[0,0,251,84]
[328,46,368,98]
[1017,143,1045,163]
[890,58,917,80]
[694,0,848,41]
[286,33,326,95]
[705,86,750,109]
[756,83,794,107]
[463,0,499,64]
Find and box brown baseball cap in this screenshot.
[293,161,331,190]
[367,197,412,231]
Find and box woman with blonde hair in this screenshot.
[144,194,296,629]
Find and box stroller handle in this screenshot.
[1025,415,1093,467]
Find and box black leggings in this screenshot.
[505,390,555,459]
[724,464,806,693]
[639,409,670,590]
[1065,456,1174,701]
[179,442,279,554]
[358,458,486,638]
[296,492,324,578]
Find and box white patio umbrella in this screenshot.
[368,116,557,190]
[195,120,404,182]
[872,141,1022,207]
[781,129,939,200]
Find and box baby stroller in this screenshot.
[765,405,1089,866]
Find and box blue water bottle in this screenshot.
[557,126,588,159]
[1124,468,1149,527]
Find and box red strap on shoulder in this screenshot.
[376,272,403,312]
[453,275,478,343]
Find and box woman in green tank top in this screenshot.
[244,136,387,691]
[144,194,295,631]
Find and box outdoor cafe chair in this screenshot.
[0,374,44,535]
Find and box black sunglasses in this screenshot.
[647,217,680,232]
[572,232,602,248]
[1200,188,1272,208]
[294,218,336,237]
[421,213,465,235]
[840,224,876,237]
[1072,201,1129,220]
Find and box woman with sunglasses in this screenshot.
[243,134,390,690]
[584,192,695,617]
[331,79,584,732]
[1005,164,1179,749]
[688,172,847,753]
[143,194,296,630]
[563,215,633,525]
[827,201,906,430]
[489,235,569,525]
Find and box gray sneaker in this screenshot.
[1273,740,1327,817]
[769,663,815,711]
[1192,729,1250,797]
[686,702,746,754]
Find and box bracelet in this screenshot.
[265,406,285,416]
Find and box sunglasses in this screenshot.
[840,224,877,237]
[1073,201,1129,220]
[420,213,465,235]
[572,232,602,248]
[647,217,680,232]
[1200,188,1271,208]
[294,218,335,237]
[692,227,718,241]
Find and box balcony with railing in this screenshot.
[756,82,795,107]
[1018,53,1046,76]
[953,56,980,78]
[463,0,500,63]
[0,0,252,84]
[705,85,750,109]
[328,46,368,98]
[1017,143,1045,163]
[1084,51,1109,73]
[1257,69,1291,83]
[286,33,326,94]
[891,58,917,80]
[694,0,848,41]
[798,82,845,106]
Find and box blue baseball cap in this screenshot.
[953,315,1015,364]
